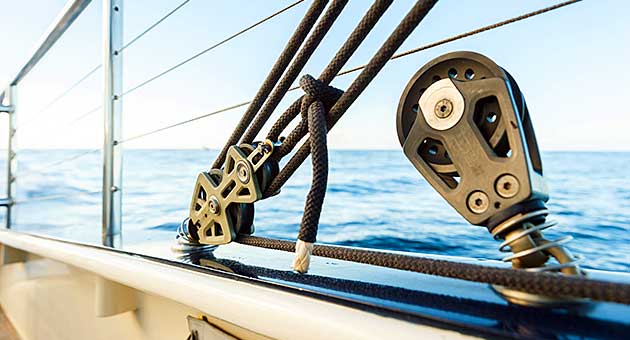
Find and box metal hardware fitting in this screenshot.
[186,315,237,340]
[188,140,274,245]
[397,51,583,306]
[419,78,465,131]
[0,105,14,113]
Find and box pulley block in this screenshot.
[187,140,277,245]
[397,51,548,227]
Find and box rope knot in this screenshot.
[299,75,343,109]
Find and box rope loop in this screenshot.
[299,74,343,108]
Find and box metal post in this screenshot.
[3,86,17,228]
[102,0,123,247]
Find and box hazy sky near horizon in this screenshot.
[0,0,628,150]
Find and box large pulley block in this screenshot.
[188,140,278,245]
[397,51,548,227]
[397,51,584,306]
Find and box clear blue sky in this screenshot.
[0,0,628,150]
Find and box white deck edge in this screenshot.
[0,230,476,340]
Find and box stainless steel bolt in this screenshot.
[467,191,489,214]
[434,99,454,118]
[208,196,220,215]
[236,161,249,184]
[496,174,519,198]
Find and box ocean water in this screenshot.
[4,150,630,272]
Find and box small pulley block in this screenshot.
[397,52,582,300]
[187,140,277,245]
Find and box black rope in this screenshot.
[240,0,349,145]
[235,235,630,305]
[183,252,630,338]
[265,0,439,196]
[270,80,341,162]
[296,78,330,243]
[211,0,328,170]
[266,0,394,153]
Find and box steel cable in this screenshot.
[120,0,192,52]
[17,0,194,131]
[122,0,307,98]
[14,190,101,204]
[337,0,582,78]
[118,101,251,144]
[26,149,100,176]
[116,0,579,145]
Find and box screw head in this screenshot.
[208,196,220,215]
[434,99,453,118]
[467,191,489,214]
[236,161,249,184]
[496,174,519,198]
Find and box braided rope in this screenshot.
[265,0,438,196]
[212,0,329,170]
[236,235,630,305]
[241,0,349,145]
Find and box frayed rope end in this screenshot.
[292,239,314,273]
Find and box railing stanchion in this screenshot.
[3,86,17,228]
[102,0,123,247]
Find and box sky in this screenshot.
[0,0,628,150]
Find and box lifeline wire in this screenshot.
[28,148,100,176]
[17,0,194,131]
[117,0,580,145]
[120,0,192,51]
[14,189,101,205]
[122,0,306,98]
[337,0,582,77]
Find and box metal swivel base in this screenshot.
[492,285,588,309]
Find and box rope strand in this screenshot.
[236,235,630,305]
[212,0,328,169]
[265,0,439,196]
[241,0,349,145]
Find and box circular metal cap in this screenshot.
[467,191,489,214]
[236,161,249,184]
[208,196,220,215]
[495,174,520,198]
[419,79,465,131]
[434,99,453,118]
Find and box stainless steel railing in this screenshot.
[0,0,111,244]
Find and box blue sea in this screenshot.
[3,150,629,272]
